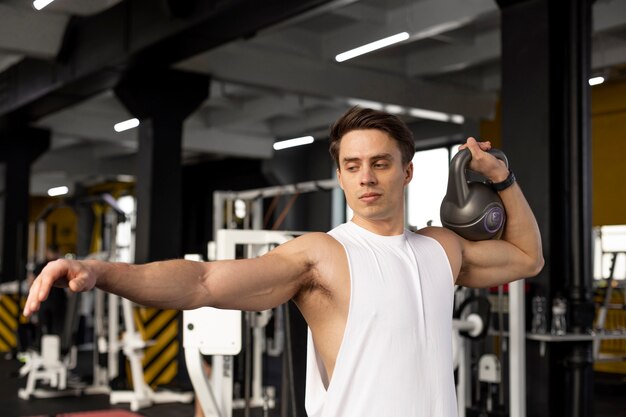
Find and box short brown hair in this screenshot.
[329,106,416,167]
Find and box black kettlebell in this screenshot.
[440,148,508,241]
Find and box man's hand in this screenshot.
[459,137,509,183]
[23,259,96,317]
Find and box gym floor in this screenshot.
[1,355,623,417]
[0,354,281,417]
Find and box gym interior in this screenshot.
[0,1,625,416]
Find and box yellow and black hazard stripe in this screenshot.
[0,295,26,352]
[131,307,180,387]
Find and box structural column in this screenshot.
[0,127,49,284]
[496,0,595,416]
[114,69,208,387]
[114,69,208,264]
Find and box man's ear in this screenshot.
[336,168,344,190]
[404,161,414,185]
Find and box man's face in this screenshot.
[336,129,413,225]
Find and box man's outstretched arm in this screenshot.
[24,232,328,317]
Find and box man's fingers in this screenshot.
[23,259,70,317]
[68,276,86,292]
[38,270,56,302]
[24,278,42,317]
[459,138,492,152]
[465,137,482,158]
[460,137,484,149]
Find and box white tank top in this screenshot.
[305,221,458,417]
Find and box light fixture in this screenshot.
[33,0,55,10]
[273,136,314,151]
[450,115,465,124]
[409,108,464,124]
[336,32,410,62]
[48,186,69,197]
[385,104,405,115]
[409,108,449,122]
[347,99,384,111]
[589,76,605,86]
[346,99,464,124]
[114,118,140,132]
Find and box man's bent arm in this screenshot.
[457,180,544,287]
[421,138,543,287]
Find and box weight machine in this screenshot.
[184,229,297,417]
[19,194,127,400]
[18,193,193,410]
[453,281,527,417]
[184,179,338,417]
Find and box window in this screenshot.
[407,147,457,229]
[594,225,626,280]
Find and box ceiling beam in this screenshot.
[330,2,386,23]
[205,94,304,128]
[0,4,68,58]
[177,42,497,119]
[184,127,275,159]
[594,0,626,34]
[321,0,497,60]
[0,0,335,122]
[404,0,626,79]
[0,53,22,73]
[406,31,500,77]
[35,104,136,145]
[268,106,347,137]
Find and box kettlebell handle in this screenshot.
[447,148,509,207]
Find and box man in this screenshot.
[24,107,543,416]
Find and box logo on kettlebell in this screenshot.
[484,206,504,234]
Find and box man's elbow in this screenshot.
[526,254,545,278]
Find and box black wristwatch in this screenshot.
[491,171,516,192]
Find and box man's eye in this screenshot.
[347,166,358,172]
[374,163,388,169]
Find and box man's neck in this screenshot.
[351,215,405,236]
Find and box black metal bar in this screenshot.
[0,0,334,123]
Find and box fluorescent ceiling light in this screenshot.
[385,104,405,115]
[347,99,384,111]
[114,118,140,132]
[450,114,465,124]
[33,0,55,10]
[336,32,409,62]
[346,99,464,124]
[48,186,68,197]
[409,108,464,124]
[273,136,314,151]
[589,76,605,86]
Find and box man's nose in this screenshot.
[360,167,377,186]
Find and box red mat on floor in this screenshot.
[24,411,142,417]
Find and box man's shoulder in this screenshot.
[415,226,464,261]
[416,225,458,242]
[416,226,463,278]
[287,232,346,272]
[292,231,343,249]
